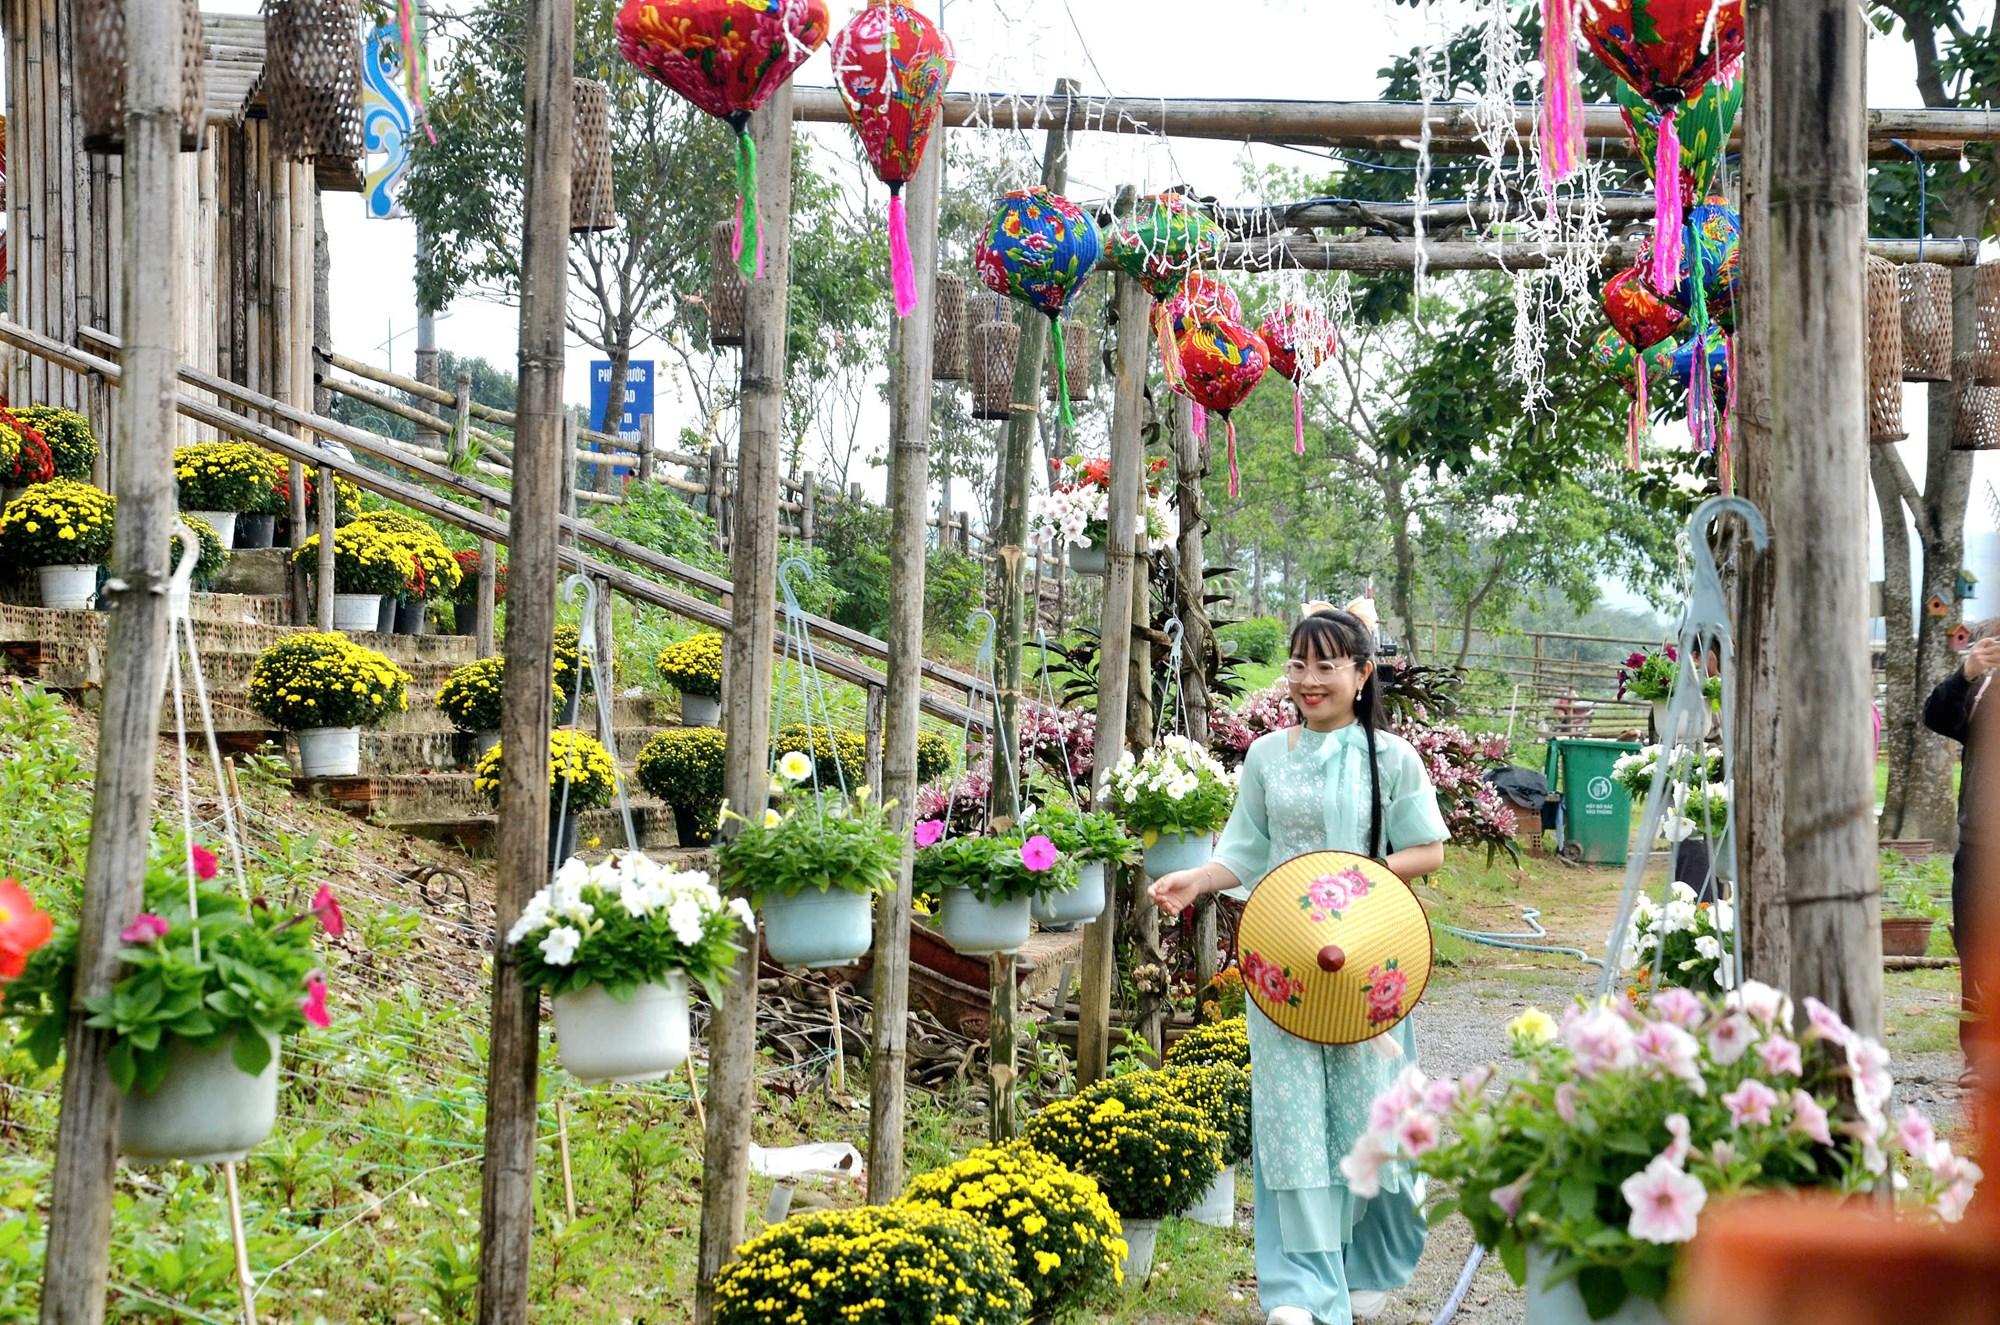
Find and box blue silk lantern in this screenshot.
[975,186,1102,428]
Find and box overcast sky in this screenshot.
[207,0,1998,546]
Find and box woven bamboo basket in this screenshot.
[265,0,364,162]
[969,318,1022,421]
[1974,263,2000,386]
[1866,255,1906,444]
[1897,262,1953,382]
[570,80,616,233]
[1045,322,1092,403]
[708,221,746,349]
[1953,355,2000,451]
[932,272,967,382]
[74,0,207,153]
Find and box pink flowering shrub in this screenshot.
[1392,720,1518,862]
[1341,984,1978,1320]
[1019,700,1096,785]
[1211,681,1297,767]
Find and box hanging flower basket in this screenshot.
[968,317,1022,421]
[1897,262,1953,382]
[119,1032,280,1164]
[914,829,1079,956]
[571,79,617,233]
[73,0,207,153]
[708,221,747,349]
[931,271,968,381]
[1865,256,1906,443]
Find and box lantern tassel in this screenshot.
[732,126,762,281]
[1628,361,1648,470]
[1293,386,1306,457]
[1155,303,1185,390]
[1686,211,1714,453]
[1539,0,1583,188]
[1192,402,1208,442]
[1049,316,1075,432]
[1650,108,1684,295]
[887,189,917,319]
[1225,415,1240,499]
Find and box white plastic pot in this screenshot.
[1143,831,1212,880]
[296,725,361,777]
[1069,541,1107,576]
[1525,1248,1670,1325]
[332,592,383,632]
[1189,1163,1237,1228]
[1031,860,1107,926]
[550,976,691,1084]
[1119,1217,1160,1282]
[37,563,98,610]
[119,1033,278,1164]
[938,887,1032,956]
[762,888,874,969]
[680,693,721,727]
[470,730,501,763]
[183,510,238,549]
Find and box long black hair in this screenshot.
[1290,609,1387,859]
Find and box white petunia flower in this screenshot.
[667,896,707,947]
[539,925,582,966]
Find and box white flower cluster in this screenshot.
[1624,880,1736,988]
[1029,482,1108,551]
[1109,734,1234,806]
[507,851,753,968]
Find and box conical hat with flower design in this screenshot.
[1235,850,1433,1045]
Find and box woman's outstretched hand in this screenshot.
[1147,869,1207,919]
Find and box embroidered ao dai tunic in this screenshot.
[1212,722,1449,1324]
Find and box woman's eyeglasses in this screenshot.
[1283,659,1360,682]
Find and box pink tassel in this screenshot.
[1539,0,1583,188]
[1192,403,1208,442]
[1156,304,1184,390]
[1293,387,1306,457]
[888,193,917,319]
[1225,418,1240,499]
[1651,109,1685,294]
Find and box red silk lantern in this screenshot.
[831,1,955,318]
[1176,314,1269,499]
[1160,272,1244,425]
[1581,0,1744,296]
[617,0,831,279]
[1604,265,1690,353]
[1258,304,1338,457]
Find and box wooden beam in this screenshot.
[697,82,793,1325]
[1214,235,1975,274]
[1078,186,1146,1088]
[39,2,182,1318]
[475,0,572,1317]
[1768,1,1881,1034]
[866,121,941,1202]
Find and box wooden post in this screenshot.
[988,78,1076,1142]
[477,497,498,658]
[863,682,887,802]
[799,468,817,546]
[1767,0,1880,1032]
[474,0,572,1318]
[697,81,795,1323]
[39,2,182,1318]
[449,370,474,469]
[957,509,970,554]
[705,442,726,545]
[1077,186,1145,1087]
[1129,520,1163,1063]
[1173,394,1219,991]
[1733,0,1788,988]
[636,412,656,485]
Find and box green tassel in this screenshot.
[736,130,761,280]
[1050,317,1075,432]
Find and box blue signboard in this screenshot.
[589,359,654,435]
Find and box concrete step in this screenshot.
[388,805,692,855]
[212,547,289,596]
[190,693,672,742]
[0,601,481,668]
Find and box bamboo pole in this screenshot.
[1129,528,1162,1064]
[1172,395,1218,992]
[38,2,182,1318]
[697,81,795,1325]
[475,0,572,1316]
[1767,0,1881,1034]
[1078,186,1146,1088]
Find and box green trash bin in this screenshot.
[1544,738,1642,865]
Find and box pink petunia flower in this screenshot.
[1019,834,1058,873]
[1663,1112,1693,1166]
[189,846,219,881]
[1457,1064,1494,1103]
[1621,1155,1707,1244]
[1555,1082,1581,1125]
[120,913,169,944]
[1490,1171,1532,1218]
[1897,1106,1937,1158]
[1338,1131,1394,1199]
[1649,987,1705,1030]
[1708,1139,1739,1170]
[1722,1078,1779,1128]
[1756,1034,1803,1078]
[310,885,345,938]
[1802,996,1855,1047]
[1706,1011,1758,1066]
[1395,1111,1441,1157]
[1421,1078,1460,1115]
[912,819,946,848]
[1635,1021,1705,1092]
[301,974,331,1029]
[1789,1090,1834,1146]
[1564,1004,1637,1077]
[1729,979,1793,1029]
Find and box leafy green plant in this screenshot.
[505,852,745,995]
[1219,615,1285,664]
[1023,1072,1224,1219]
[634,727,727,837]
[1025,797,1139,867]
[911,829,1080,905]
[11,405,97,480]
[247,633,412,731]
[420,1236,480,1322]
[170,518,228,590]
[715,762,900,903]
[173,442,276,512]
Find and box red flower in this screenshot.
[300,974,331,1029]
[1625,652,1647,669]
[120,913,170,945]
[310,885,345,938]
[0,879,54,982]
[1663,644,1678,662]
[189,845,219,881]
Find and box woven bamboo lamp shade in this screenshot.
[1045,321,1091,403]
[1953,356,2000,452]
[1897,263,1953,382]
[570,80,616,234]
[1973,263,2000,386]
[1866,255,1906,444]
[264,0,365,163]
[74,0,207,153]
[708,221,746,349]
[969,316,1022,421]
[932,271,968,382]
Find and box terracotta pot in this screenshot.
[1880,916,1934,959]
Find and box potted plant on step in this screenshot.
[1023,1072,1225,1282]
[11,404,96,481]
[0,478,116,610]
[446,549,504,633]
[635,726,728,847]
[1107,735,1236,879]
[248,632,412,777]
[266,461,360,547]
[293,522,419,633]
[1881,876,1943,958]
[436,657,557,763]
[474,729,622,870]
[898,1140,1128,1316]
[1022,795,1138,925]
[506,851,749,1083]
[912,827,1079,956]
[167,518,229,617]
[1159,1060,1252,1228]
[715,754,900,969]
[347,510,462,636]
[655,631,724,727]
[173,442,276,550]
[3,847,342,1163]
[1340,984,1978,1325]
